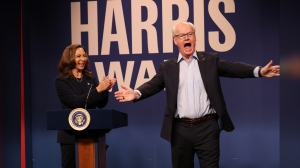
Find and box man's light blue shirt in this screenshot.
[175,52,216,118]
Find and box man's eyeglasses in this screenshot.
[174,32,195,39]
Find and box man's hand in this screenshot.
[114,85,137,102]
[260,60,280,77]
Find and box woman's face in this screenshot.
[74,47,88,71]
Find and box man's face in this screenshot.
[173,23,196,59]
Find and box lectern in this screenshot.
[47,109,128,168]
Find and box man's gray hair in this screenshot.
[172,20,196,37]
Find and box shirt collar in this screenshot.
[177,51,198,63]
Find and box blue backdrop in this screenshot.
[29,0,279,167]
[4,0,296,168]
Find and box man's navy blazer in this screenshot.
[136,52,257,142]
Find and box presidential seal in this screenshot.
[68,108,91,131]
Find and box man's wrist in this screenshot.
[258,67,263,77]
[134,90,141,99]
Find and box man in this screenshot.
[114,20,280,168]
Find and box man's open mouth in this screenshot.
[184,43,191,47]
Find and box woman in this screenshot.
[55,44,116,168]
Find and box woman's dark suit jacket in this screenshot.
[55,75,109,144]
[135,52,258,142]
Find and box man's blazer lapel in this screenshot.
[197,53,209,89]
[171,58,179,92]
